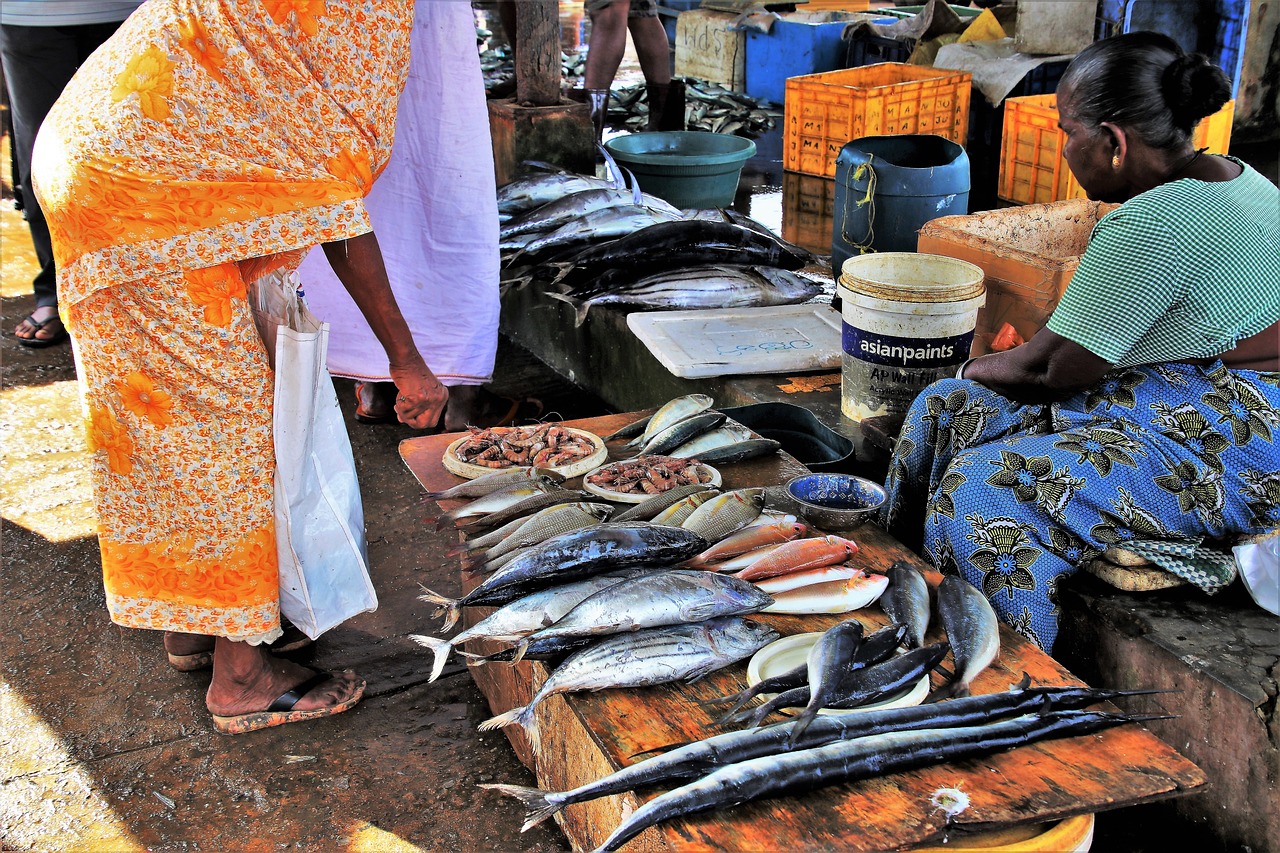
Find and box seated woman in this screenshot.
[881,32,1280,653]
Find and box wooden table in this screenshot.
[400,412,1205,852]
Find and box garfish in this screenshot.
[556,265,822,327]
[423,467,564,501]
[469,502,615,568]
[667,424,755,458]
[429,478,562,531]
[453,501,611,560]
[499,186,643,240]
[733,535,858,582]
[485,677,1163,831]
[683,521,808,569]
[683,438,782,466]
[788,619,865,744]
[880,560,932,649]
[612,483,718,523]
[632,411,727,456]
[681,488,766,542]
[626,394,714,449]
[512,570,773,660]
[761,571,889,615]
[480,617,779,753]
[456,489,591,533]
[650,490,722,527]
[588,710,1147,852]
[929,574,1000,700]
[419,522,708,629]
[409,571,644,681]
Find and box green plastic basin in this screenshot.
[604,131,756,209]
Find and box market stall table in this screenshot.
[400,411,1205,852]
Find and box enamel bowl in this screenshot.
[785,473,886,532]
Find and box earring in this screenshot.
[1111,152,1121,169]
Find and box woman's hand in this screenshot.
[964,329,1113,403]
[389,359,449,430]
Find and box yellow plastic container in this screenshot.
[912,812,1095,852]
[917,199,1118,355]
[998,94,1235,205]
[784,62,972,178]
[781,171,837,256]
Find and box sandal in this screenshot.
[211,670,365,735]
[354,381,398,424]
[16,312,69,349]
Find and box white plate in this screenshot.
[745,631,929,715]
[627,303,842,379]
[581,460,721,504]
[442,426,607,481]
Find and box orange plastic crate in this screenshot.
[781,172,837,255]
[999,95,1235,205]
[784,63,972,178]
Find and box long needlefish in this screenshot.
[928,574,1001,700]
[479,617,779,754]
[880,560,932,649]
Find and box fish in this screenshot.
[454,501,611,560]
[484,678,1163,831]
[429,478,563,531]
[556,265,823,327]
[681,488,767,542]
[468,502,615,568]
[459,635,595,666]
[880,560,932,649]
[423,467,565,501]
[666,424,755,458]
[750,564,862,595]
[479,617,779,753]
[510,204,685,264]
[500,187,644,241]
[612,483,719,523]
[456,489,591,534]
[788,619,865,744]
[587,710,1145,852]
[649,490,722,527]
[711,542,786,573]
[601,415,651,443]
[419,522,709,629]
[760,571,889,615]
[632,411,727,457]
[626,394,715,449]
[512,570,774,660]
[929,574,1001,701]
[683,438,783,465]
[409,571,645,681]
[683,521,809,569]
[496,172,618,217]
[733,535,858,582]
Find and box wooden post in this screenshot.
[515,0,561,107]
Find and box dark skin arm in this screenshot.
[321,231,448,429]
[963,328,1113,403]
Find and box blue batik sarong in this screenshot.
[881,362,1280,652]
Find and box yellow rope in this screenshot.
[839,156,877,255]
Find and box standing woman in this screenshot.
[881,32,1279,654]
[32,1,446,732]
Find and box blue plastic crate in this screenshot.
[1205,0,1248,98]
[745,17,852,105]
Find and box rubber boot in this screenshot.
[588,88,609,144]
[646,80,685,132]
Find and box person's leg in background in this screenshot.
[626,5,682,130]
[583,0,631,141]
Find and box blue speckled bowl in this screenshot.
[785,473,886,532]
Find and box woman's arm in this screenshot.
[321,231,448,429]
[963,328,1114,403]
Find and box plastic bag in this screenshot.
[249,270,378,639]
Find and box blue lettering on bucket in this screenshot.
[842,325,972,368]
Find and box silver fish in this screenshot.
[479,617,779,753]
[514,204,684,262]
[880,560,932,649]
[457,489,591,534]
[409,570,645,682]
[626,394,714,449]
[685,439,782,466]
[681,488,766,542]
[432,478,562,531]
[424,466,565,501]
[668,424,755,458]
[649,489,722,527]
[472,502,615,567]
[633,411,727,456]
[496,173,617,217]
[930,574,1000,700]
[612,483,719,523]
[789,619,864,745]
[555,265,823,327]
[500,187,642,240]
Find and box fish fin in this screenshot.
[625,168,643,205]
[681,602,722,623]
[511,639,531,665]
[629,740,691,758]
[786,709,819,748]
[455,650,490,666]
[544,261,575,286]
[924,679,962,704]
[408,634,454,683]
[432,512,458,533]
[477,783,561,832]
[416,586,461,632]
[478,704,531,733]
[1010,672,1032,692]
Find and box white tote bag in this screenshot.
[250,270,378,639]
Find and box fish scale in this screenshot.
[681,488,766,543]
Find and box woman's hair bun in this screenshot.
[1161,52,1231,130]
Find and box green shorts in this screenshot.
[585,0,659,17]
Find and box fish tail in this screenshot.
[477,784,562,831]
[545,261,574,285]
[479,704,532,733]
[574,301,592,328]
[924,679,963,704]
[416,586,461,632]
[786,710,818,748]
[408,634,454,683]
[431,511,459,533]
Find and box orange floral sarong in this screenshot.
[32,0,412,642]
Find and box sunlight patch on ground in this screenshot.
[1,202,42,300]
[0,681,143,852]
[346,821,425,852]
[0,380,97,542]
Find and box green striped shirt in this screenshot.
[1047,158,1280,366]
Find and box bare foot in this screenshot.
[14,305,64,344]
[164,631,214,657]
[206,637,361,716]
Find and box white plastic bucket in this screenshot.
[837,252,986,423]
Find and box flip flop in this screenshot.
[16,312,69,349]
[211,670,365,735]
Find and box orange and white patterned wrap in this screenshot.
[32,0,413,642]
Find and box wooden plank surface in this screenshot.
[400,411,1205,852]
